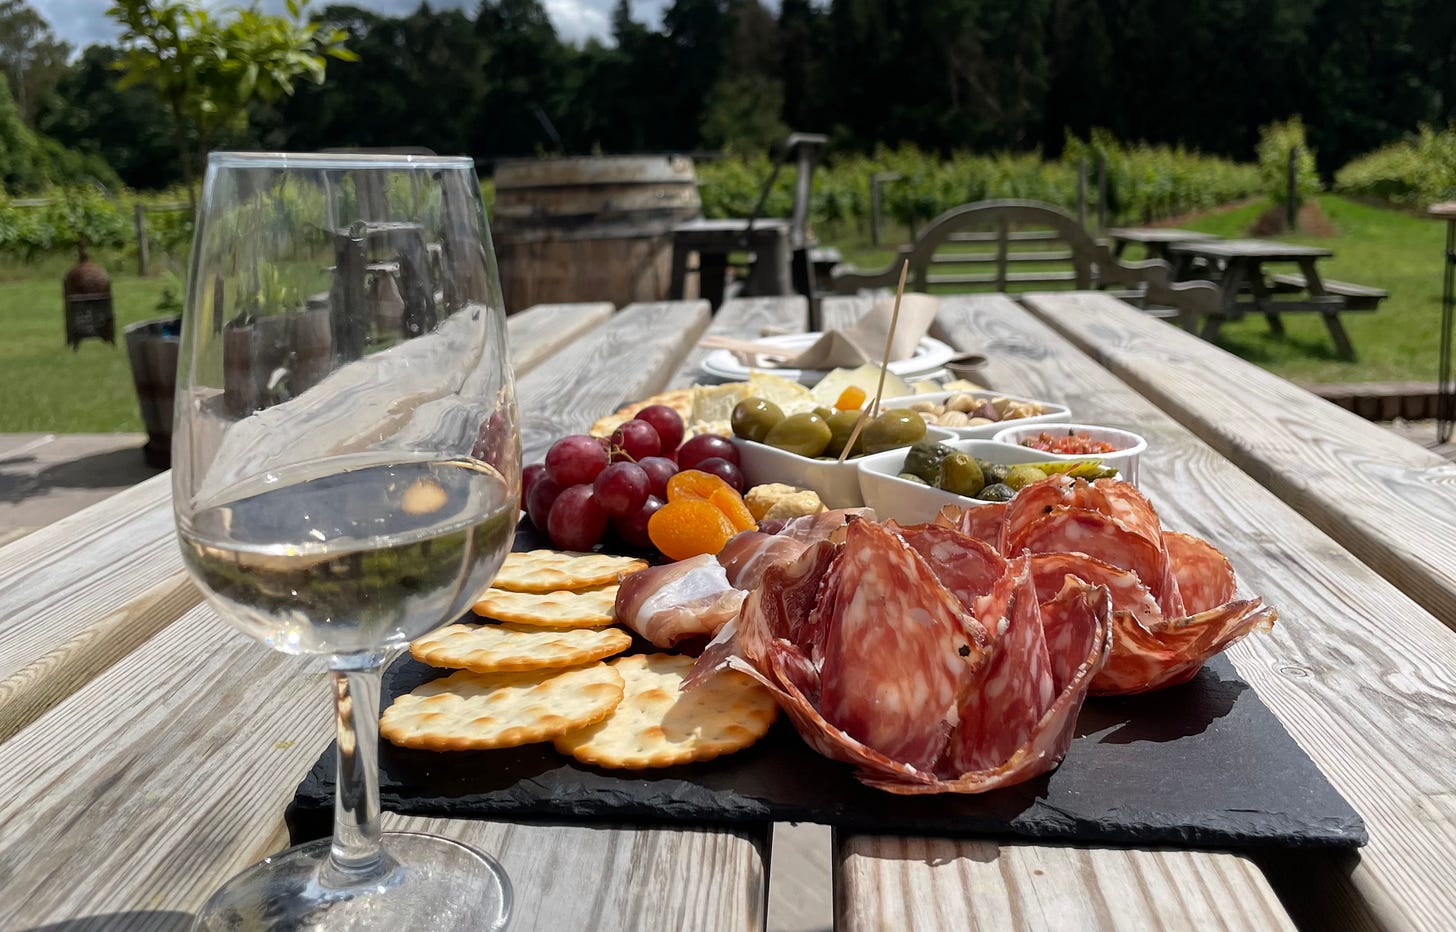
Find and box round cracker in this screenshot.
[473,585,618,629]
[553,654,779,769]
[492,550,648,593]
[410,623,632,673]
[380,664,625,751]
[589,388,695,437]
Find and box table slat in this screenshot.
[507,301,614,376]
[927,293,1456,931]
[1022,290,1456,626]
[666,295,808,389]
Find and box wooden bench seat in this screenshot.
[1268,273,1388,310]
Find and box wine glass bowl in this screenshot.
[172,152,518,930]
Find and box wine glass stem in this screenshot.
[325,650,389,885]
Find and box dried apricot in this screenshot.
[666,468,731,503]
[648,499,736,561]
[834,385,867,411]
[709,487,757,532]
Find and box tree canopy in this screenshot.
[8,0,1456,191]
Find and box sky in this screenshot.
[28,0,672,53]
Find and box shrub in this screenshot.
[1334,125,1456,207]
[1255,118,1321,209]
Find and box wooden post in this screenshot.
[1077,158,1088,228]
[134,204,149,277]
[1287,148,1299,232]
[1096,154,1108,230]
[870,172,902,247]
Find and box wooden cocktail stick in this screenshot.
[837,260,909,463]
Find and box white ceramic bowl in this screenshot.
[991,423,1147,484]
[877,390,1071,439]
[732,426,956,509]
[856,438,1123,525]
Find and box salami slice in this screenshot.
[815,520,978,772]
[1016,510,1167,596]
[949,556,1057,774]
[1163,531,1237,614]
[1029,551,1165,639]
[1091,597,1277,695]
[891,522,1005,622]
[933,501,1008,549]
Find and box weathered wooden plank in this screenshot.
[928,293,1456,931]
[0,472,197,744]
[507,301,614,376]
[1022,290,1455,627]
[0,302,631,741]
[821,295,1295,930]
[516,300,710,462]
[837,837,1294,931]
[0,299,766,930]
[667,295,807,389]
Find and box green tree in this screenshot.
[475,0,568,158]
[0,0,70,126]
[105,0,356,206]
[701,0,786,153]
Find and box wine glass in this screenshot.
[172,152,519,930]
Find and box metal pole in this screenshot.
[1077,158,1088,228]
[134,204,149,277]
[1286,148,1299,232]
[1097,154,1108,230]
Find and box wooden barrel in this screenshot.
[491,156,701,312]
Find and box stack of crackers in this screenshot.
[379,549,779,769]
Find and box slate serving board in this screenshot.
[288,648,1366,851]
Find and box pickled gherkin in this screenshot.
[977,483,1016,502]
[901,440,952,485]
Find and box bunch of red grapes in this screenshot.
[523,404,744,552]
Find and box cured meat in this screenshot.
[939,475,1275,696]
[690,518,1112,794]
[717,508,870,590]
[933,501,1008,549]
[612,555,746,649]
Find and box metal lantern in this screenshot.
[62,242,116,350]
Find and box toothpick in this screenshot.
[837,260,909,463]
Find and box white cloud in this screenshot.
[28,0,675,52]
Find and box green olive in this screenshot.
[897,471,930,485]
[1004,465,1050,491]
[940,452,986,497]
[824,409,865,458]
[813,406,835,420]
[763,412,833,457]
[978,482,1016,502]
[731,397,785,443]
[860,410,928,455]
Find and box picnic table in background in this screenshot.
[1165,237,1386,358]
[1105,227,1219,263]
[1,294,1455,929]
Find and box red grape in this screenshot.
[593,461,650,517]
[526,474,564,529]
[546,434,609,487]
[635,405,684,452]
[547,483,607,551]
[521,462,548,510]
[610,419,661,462]
[636,456,678,499]
[614,495,664,550]
[694,456,745,493]
[678,433,739,470]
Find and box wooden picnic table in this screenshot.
[3,292,1456,929]
[1163,238,1375,357]
[1106,227,1219,263]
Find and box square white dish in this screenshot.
[733,426,956,510]
[876,390,1071,440]
[856,438,1122,525]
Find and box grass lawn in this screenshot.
[824,194,1448,386]
[0,251,179,432]
[0,193,1444,432]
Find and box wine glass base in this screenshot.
[193,831,511,931]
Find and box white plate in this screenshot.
[700,333,959,385]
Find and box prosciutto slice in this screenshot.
[940,476,1276,695]
[613,555,745,649]
[691,518,1111,794]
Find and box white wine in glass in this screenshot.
[173,152,519,930]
